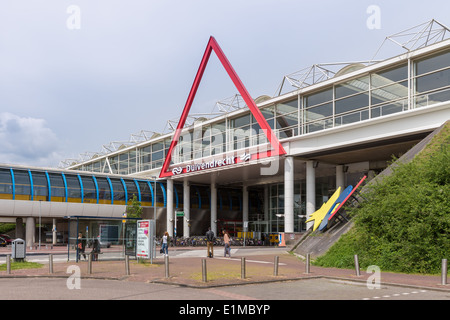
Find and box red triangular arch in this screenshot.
[160,36,286,178]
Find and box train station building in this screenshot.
[1,21,449,246]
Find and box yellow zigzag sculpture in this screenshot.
[306,187,341,231]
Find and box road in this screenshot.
[0,277,447,301]
[0,246,448,303]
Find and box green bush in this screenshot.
[315,128,450,274]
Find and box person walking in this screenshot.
[91,237,101,261]
[77,232,86,261]
[161,231,169,256]
[206,227,215,258]
[223,230,231,258]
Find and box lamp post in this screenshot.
[39,200,42,250]
[151,176,158,260]
[150,176,157,222]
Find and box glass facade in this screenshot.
[0,168,168,207]
[68,47,450,176]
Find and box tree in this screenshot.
[126,194,143,219]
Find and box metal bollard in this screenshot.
[442,259,448,286]
[305,253,311,274]
[241,257,246,279]
[88,253,92,274]
[274,256,279,276]
[125,255,130,276]
[6,254,11,274]
[49,254,53,274]
[354,254,361,277]
[164,255,169,278]
[202,259,207,282]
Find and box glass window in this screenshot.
[232,115,251,150]
[118,153,129,175]
[371,81,408,105]
[0,169,13,199]
[92,161,102,173]
[48,173,65,201]
[124,180,139,203]
[304,88,333,107]
[261,105,275,120]
[371,100,407,118]
[335,92,369,115]
[96,177,111,204]
[13,170,32,200]
[231,114,251,128]
[305,102,333,121]
[335,76,369,99]
[31,171,48,201]
[140,146,152,171]
[152,142,163,152]
[109,156,118,174]
[156,183,165,206]
[137,181,152,206]
[415,68,450,93]
[81,176,97,203]
[305,118,333,133]
[371,64,408,88]
[415,50,450,76]
[110,179,125,204]
[65,175,81,202]
[276,112,298,138]
[415,89,450,108]
[276,99,298,115]
[211,122,226,155]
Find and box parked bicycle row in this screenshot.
[154,235,278,247]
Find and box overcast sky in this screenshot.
[0,0,449,168]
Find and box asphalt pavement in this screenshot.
[0,244,448,302]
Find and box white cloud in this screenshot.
[0,112,62,167]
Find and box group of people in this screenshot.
[76,233,101,261]
[206,228,231,258]
[159,228,232,258]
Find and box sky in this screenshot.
[0,0,449,168]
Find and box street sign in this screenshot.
[176,211,184,217]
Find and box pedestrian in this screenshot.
[91,237,101,261]
[206,227,215,258]
[77,232,86,261]
[161,231,169,256]
[223,230,231,258]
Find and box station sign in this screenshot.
[171,155,237,176]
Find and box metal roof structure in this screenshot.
[58,19,450,170]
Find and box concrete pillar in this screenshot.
[242,185,248,227]
[211,183,217,235]
[167,179,174,237]
[264,185,269,227]
[183,180,190,238]
[306,161,316,230]
[26,217,35,248]
[15,218,24,239]
[336,165,345,190]
[284,156,294,233]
